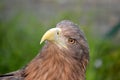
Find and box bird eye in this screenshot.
[57,32,59,35]
[68,38,76,44]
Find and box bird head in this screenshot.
[40,20,89,60]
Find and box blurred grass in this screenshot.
[0,11,120,80]
[0,12,46,73]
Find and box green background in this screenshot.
[0,0,120,80]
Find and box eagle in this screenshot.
[0,20,89,80]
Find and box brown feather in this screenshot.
[24,42,88,80]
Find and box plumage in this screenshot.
[0,20,89,80]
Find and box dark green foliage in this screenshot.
[0,13,46,74]
[105,22,120,38]
[94,40,120,80]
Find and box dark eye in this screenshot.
[57,32,59,35]
[68,38,76,44]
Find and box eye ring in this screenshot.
[68,38,76,44]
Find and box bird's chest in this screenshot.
[25,56,81,80]
[38,57,73,80]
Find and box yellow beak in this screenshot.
[40,28,61,44]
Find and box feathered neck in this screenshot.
[24,42,87,80]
